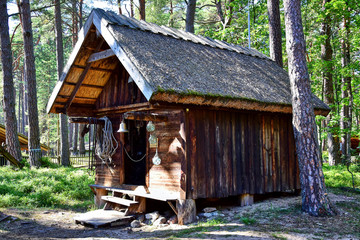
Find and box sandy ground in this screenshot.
[0,191,359,240]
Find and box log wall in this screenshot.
[95,64,147,109]
[147,110,186,196]
[186,109,300,199]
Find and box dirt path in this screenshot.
[0,191,359,240]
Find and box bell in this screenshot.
[117,120,128,133]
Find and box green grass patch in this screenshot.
[323,163,360,189]
[238,217,257,225]
[0,166,94,210]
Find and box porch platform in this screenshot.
[89,184,179,201]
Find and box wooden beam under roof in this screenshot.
[63,39,105,112]
[87,48,115,63]
[72,64,114,73]
[64,82,103,89]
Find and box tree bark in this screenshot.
[0,0,23,163]
[18,0,41,167]
[73,123,79,154]
[284,0,335,216]
[117,0,122,14]
[340,8,352,164]
[55,0,70,165]
[79,124,85,155]
[185,0,196,33]
[139,0,145,20]
[321,0,340,165]
[267,0,283,67]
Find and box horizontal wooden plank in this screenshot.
[87,48,115,63]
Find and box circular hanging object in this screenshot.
[146,121,155,132]
[152,149,161,165]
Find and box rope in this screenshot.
[124,147,146,162]
[95,117,118,163]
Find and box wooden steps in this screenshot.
[101,196,138,206]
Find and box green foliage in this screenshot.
[323,163,360,188]
[239,216,257,225]
[0,166,94,209]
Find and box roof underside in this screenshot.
[47,8,329,116]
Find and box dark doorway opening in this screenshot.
[124,120,147,185]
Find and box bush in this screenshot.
[323,163,360,189]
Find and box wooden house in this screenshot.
[47,9,329,224]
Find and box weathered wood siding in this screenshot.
[186,109,300,199]
[95,64,147,109]
[147,110,186,196]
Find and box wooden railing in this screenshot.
[0,154,90,167]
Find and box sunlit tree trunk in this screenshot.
[340,7,352,164]
[18,0,41,167]
[139,0,145,20]
[0,0,23,163]
[321,0,340,165]
[284,0,335,216]
[267,0,283,67]
[55,0,70,166]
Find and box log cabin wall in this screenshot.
[185,109,300,199]
[95,64,147,110]
[147,110,186,197]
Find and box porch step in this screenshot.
[101,196,138,207]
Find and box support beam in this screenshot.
[87,48,115,63]
[0,145,24,168]
[63,39,104,111]
[69,117,105,124]
[64,82,103,89]
[239,194,254,207]
[176,199,196,225]
[95,102,150,116]
[72,64,114,73]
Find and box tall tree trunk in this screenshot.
[321,0,340,165]
[139,0,145,20]
[284,0,335,216]
[185,0,196,33]
[340,8,352,164]
[72,0,78,45]
[73,123,78,155]
[79,0,83,28]
[267,0,283,67]
[130,0,134,17]
[69,123,73,149]
[117,0,122,14]
[55,0,70,166]
[79,124,85,155]
[18,0,41,167]
[0,0,23,163]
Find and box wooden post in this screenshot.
[239,194,254,207]
[95,188,107,208]
[176,199,196,225]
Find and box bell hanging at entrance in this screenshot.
[117,119,129,133]
[146,121,155,132]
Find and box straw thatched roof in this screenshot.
[47,8,329,116]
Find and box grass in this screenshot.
[0,165,94,210]
[323,163,360,189]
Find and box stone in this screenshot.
[204,213,213,218]
[153,217,167,226]
[145,211,159,222]
[130,220,141,228]
[137,214,145,222]
[167,215,178,224]
[203,207,217,213]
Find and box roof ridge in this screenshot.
[95,8,272,61]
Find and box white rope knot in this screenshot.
[95,117,118,165]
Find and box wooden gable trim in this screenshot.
[87,48,115,63]
[46,11,95,114]
[92,11,154,101]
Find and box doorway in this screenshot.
[124,120,147,185]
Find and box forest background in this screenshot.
[0,0,359,165]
